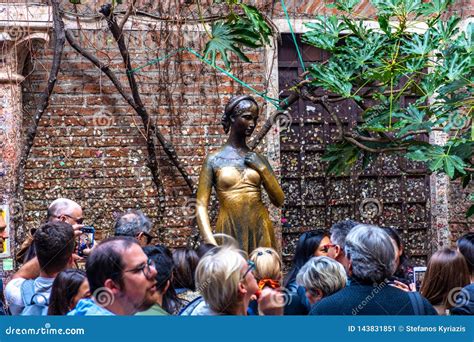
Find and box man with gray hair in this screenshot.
[327,219,359,269]
[16,198,83,263]
[114,209,154,247]
[310,224,437,315]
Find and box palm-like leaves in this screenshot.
[202,4,273,68]
[301,0,473,202]
[303,15,346,51]
[203,21,258,68]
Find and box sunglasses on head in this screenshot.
[257,249,273,256]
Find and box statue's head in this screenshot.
[221,95,259,136]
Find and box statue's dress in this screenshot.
[211,156,276,253]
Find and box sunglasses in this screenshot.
[241,260,256,280]
[320,244,337,253]
[54,214,84,225]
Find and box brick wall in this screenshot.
[20,27,272,248]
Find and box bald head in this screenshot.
[47,198,83,225]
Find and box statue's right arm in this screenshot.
[196,156,217,246]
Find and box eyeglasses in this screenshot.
[241,260,256,280]
[320,244,337,253]
[54,214,84,225]
[124,258,155,278]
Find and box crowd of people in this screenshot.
[1,198,473,316]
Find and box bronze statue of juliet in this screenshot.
[196,95,285,253]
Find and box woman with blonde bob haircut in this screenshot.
[296,256,346,305]
[249,247,282,287]
[191,237,284,316]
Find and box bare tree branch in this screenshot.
[65,31,135,109]
[344,136,409,153]
[14,0,65,257]
[248,92,300,150]
[119,0,137,31]
[100,4,195,193]
[321,96,344,142]
[17,0,65,185]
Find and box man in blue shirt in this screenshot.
[69,237,158,316]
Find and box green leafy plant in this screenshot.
[298,1,472,210]
[202,1,273,67]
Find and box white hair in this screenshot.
[47,198,81,219]
[344,224,396,284]
[296,256,346,297]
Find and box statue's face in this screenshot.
[231,100,258,137]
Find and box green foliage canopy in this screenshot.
[300,0,473,216]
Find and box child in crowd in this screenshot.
[48,269,90,315]
[250,247,282,291]
[248,248,282,315]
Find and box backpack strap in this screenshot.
[20,280,50,306]
[20,280,36,307]
[408,291,425,315]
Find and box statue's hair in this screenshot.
[221,95,258,133]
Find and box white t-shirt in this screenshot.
[5,277,54,315]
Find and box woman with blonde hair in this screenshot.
[248,247,282,315]
[180,237,283,316]
[249,247,282,289]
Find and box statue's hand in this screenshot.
[245,152,267,173]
